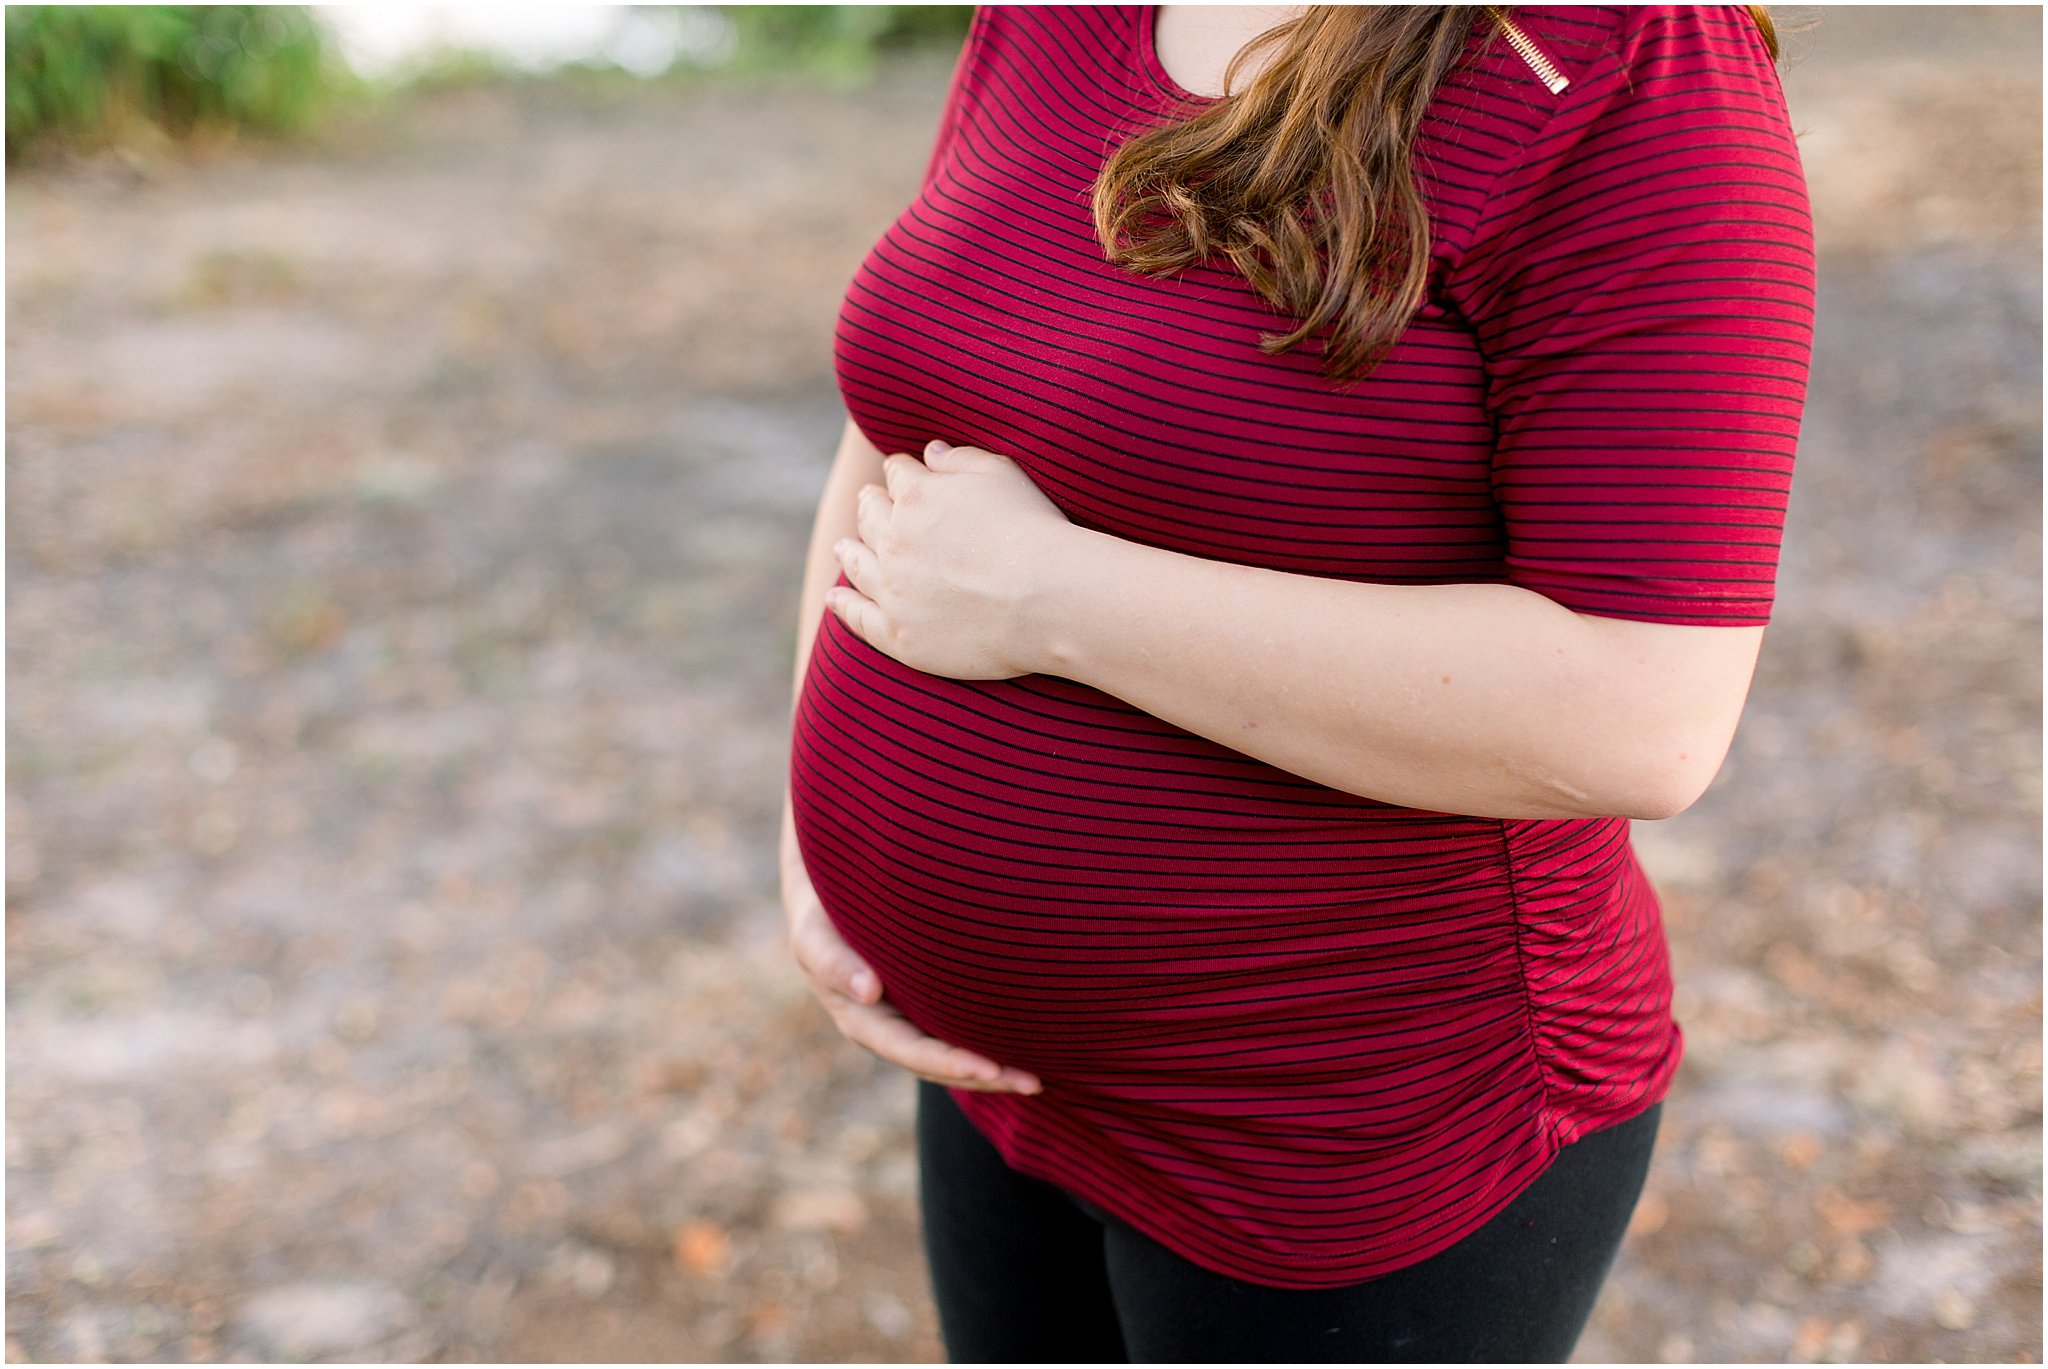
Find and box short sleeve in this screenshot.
[920,7,988,192]
[1444,5,1816,627]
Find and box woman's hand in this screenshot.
[826,440,1078,680]
[782,856,1043,1095]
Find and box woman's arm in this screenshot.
[828,442,1765,824]
[1028,526,1764,821]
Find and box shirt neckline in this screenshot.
[1136,6,1224,106]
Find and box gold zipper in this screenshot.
[1485,7,1570,95]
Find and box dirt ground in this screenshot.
[5,7,2041,1364]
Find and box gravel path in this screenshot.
[6,11,2039,1362]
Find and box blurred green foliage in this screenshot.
[403,6,976,94]
[4,5,972,162]
[715,6,972,85]
[6,5,351,161]
[395,6,974,100]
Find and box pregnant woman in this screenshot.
[782,4,1813,1361]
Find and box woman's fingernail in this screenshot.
[925,439,951,457]
[850,970,877,998]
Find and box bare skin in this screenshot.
[1150,3,1309,97]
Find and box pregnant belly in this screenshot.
[788,606,1527,1105]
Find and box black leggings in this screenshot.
[916,1079,1661,1364]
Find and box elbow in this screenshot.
[1505,754,1694,822]
[1547,774,1694,822]
[1621,778,1702,823]
[1612,733,1732,822]
[1558,610,1764,820]
[1536,718,1732,821]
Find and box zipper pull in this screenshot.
[1485,7,1570,95]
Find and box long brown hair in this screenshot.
[1091,6,1785,389]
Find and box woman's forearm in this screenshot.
[1030,527,1741,821]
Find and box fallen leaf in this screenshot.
[1816,1188,1893,1237]
[1777,1130,1825,1171]
[674,1220,730,1276]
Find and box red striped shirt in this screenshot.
[790,3,1814,1287]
